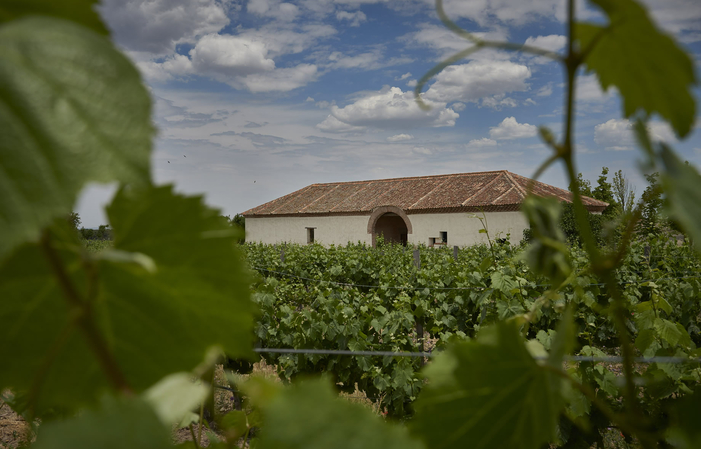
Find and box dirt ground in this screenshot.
[0,361,377,448]
[0,394,31,449]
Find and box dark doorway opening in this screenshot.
[374,213,408,245]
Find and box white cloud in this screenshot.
[100,0,232,55]
[405,23,510,60]
[424,61,531,105]
[239,24,337,57]
[435,0,597,28]
[481,95,517,109]
[451,102,466,111]
[524,34,566,52]
[577,74,616,103]
[536,83,553,97]
[306,96,315,102]
[190,34,275,76]
[322,49,411,70]
[336,10,367,26]
[489,117,537,140]
[466,137,498,149]
[248,0,300,21]
[524,98,536,105]
[241,64,318,92]
[397,72,412,80]
[319,86,459,131]
[316,115,365,133]
[639,0,701,43]
[406,79,417,87]
[594,119,677,151]
[387,134,414,142]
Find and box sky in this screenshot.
[76,0,701,227]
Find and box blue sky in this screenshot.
[77,0,701,227]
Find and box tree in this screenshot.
[570,173,592,197]
[639,172,663,235]
[612,170,636,214]
[66,211,81,231]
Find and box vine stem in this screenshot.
[40,231,132,394]
[189,424,201,449]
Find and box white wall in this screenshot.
[407,211,528,247]
[246,211,529,247]
[246,215,372,245]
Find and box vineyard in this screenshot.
[247,239,701,428]
[1,0,701,448]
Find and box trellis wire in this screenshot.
[253,347,701,364]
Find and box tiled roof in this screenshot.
[243,170,609,216]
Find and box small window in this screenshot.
[440,231,448,244]
[306,227,315,244]
[429,237,436,247]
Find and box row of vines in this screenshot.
[247,239,701,437]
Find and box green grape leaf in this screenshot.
[654,318,682,347]
[658,145,701,251]
[32,396,171,449]
[411,322,562,449]
[0,17,153,260]
[521,196,572,285]
[668,388,701,448]
[251,377,424,449]
[577,0,697,137]
[548,307,576,367]
[143,373,209,426]
[0,186,256,415]
[0,0,109,35]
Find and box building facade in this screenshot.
[243,171,607,247]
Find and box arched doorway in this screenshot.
[367,206,412,247]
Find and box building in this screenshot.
[242,170,608,247]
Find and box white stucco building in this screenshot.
[243,170,608,247]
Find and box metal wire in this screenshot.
[253,347,701,363]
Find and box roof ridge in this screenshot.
[408,177,450,209]
[503,171,527,200]
[461,171,503,206]
[309,170,509,187]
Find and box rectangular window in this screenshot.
[440,231,448,244]
[306,227,315,244]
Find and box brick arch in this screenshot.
[367,206,412,247]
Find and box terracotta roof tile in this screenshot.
[243,170,609,216]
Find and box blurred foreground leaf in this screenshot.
[250,377,424,449]
[0,17,152,260]
[577,0,697,138]
[32,396,171,449]
[0,186,255,416]
[411,322,562,449]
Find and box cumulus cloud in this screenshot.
[190,34,275,76]
[436,0,597,28]
[336,10,367,26]
[594,119,677,151]
[424,61,531,106]
[247,0,300,21]
[465,138,498,149]
[524,34,567,52]
[481,95,517,109]
[489,117,537,140]
[100,0,232,55]
[387,134,414,142]
[318,86,459,131]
